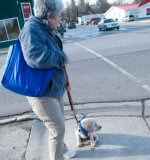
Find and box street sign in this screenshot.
[21,2,32,21]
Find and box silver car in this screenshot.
[98,19,120,31]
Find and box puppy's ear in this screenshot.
[79,113,86,122]
[86,121,93,130]
[96,124,102,131]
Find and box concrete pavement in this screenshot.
[0,103,150,160]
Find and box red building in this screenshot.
[105,0,150,21]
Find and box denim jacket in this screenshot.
[19,16,68,97]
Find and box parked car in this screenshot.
[90,17,101,25]
[81,21,84,25]
[57,23,66,38]
[124,15,135,22]
[98,19,120,31]
[68,22,76,29]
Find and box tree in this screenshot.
[78,0,86,15]
[64,0,77,22]
[95,0,111,13]
[63,0,111,19]
[85,2,95,14]
[70,0,77,21]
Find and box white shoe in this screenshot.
[64,149,77,159]
[63,143,68,153]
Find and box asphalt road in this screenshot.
[64,20,150,43]
[0,20,150,116]
[63,21,150,103]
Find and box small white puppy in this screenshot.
[75,117,102,148]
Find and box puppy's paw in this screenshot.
[77,139,90,147]
[77,142,84,147]
[91,142,96,148]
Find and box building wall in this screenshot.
[137,3,150,18]
[0,0,18,19]
[0,0,33,47]
[105,7,127,21]
[105,3,150,22]
[128,9,139,18]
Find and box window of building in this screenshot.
[0,22,8,42]
[146,8,150,15]
[0,18,20,43]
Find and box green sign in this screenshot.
[0,0,33,48]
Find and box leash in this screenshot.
[64,66,79,125]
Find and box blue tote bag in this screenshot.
[1,39,55,97]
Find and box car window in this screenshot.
[104,19,114,23]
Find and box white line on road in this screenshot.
[76,43,150,93]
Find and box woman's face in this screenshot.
[47,12,61,30]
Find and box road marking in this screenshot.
[76,43,150,93]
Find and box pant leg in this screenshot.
[58,97,64,115]
[57,97,68,152]
[27,96,65,160]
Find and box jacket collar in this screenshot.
[30,16,54,34]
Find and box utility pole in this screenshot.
[70,0,77,22]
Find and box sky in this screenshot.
[107,0,135,4]
[63,0,135,7]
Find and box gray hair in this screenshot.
[33,0,64,19]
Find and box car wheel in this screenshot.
[116,27,120,30]
[103,26,107,31]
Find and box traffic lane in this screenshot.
[64,22,150,43]
[64,25,99,43]
[64,30,150,103]
[122,20,150,27]
[107,49,150,91]
[119,21,150,33]
[65,58,149,103]
[64,43,96,63]
[72,30,150,94]
[75,28,150,58]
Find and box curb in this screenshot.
[0,112,36,125]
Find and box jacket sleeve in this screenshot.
[19,24,67,69]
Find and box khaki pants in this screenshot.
[27,96,65,160]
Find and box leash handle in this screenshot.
[64,67,79,124]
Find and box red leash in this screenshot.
[64,67,79,124]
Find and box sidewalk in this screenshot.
[0,48,8,55]
[0,103,150,160]
[0,53,7,69]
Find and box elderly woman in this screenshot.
[19,0,68,159]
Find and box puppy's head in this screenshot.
[80,118,102,132]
